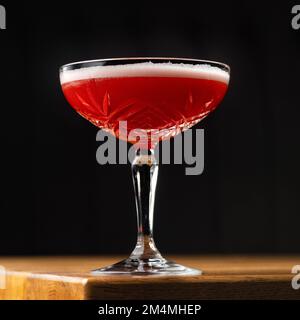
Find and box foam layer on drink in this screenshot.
[60,62,229,85]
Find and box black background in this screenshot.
[0,1,299,255]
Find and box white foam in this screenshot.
[60,62,229,85]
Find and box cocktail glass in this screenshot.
[59,57,230,275]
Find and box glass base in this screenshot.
[92,258,201,276]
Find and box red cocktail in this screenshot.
[60,58,230,275]
[61,61,229,148]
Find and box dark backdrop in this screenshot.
[1,1,299,255]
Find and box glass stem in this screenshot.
[130,148,163,261]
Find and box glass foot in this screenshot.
[92,258,201,276]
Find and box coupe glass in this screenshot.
[59,57,230,275]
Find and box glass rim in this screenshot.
[60,57,230,73]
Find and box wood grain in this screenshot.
[0,256,299,300]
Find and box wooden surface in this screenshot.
[0,256,299,300]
